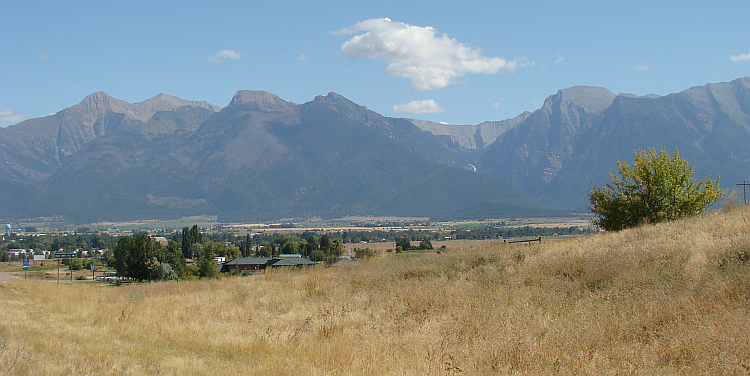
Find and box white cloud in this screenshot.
[492,102,501,110]
[554,55,566,64]
[338,18,529,91]
[38,53,49,61]
[730,52,750,62]
[392,99,445,114]
[297,53,307,61]
[0,110,26,124]
[208,49,242,63]
[632,63,650,71]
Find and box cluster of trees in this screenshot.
[394,234,432,253]
[113,226,225,281]
[181,225,203,259]
[113,233,184,281]
[245,226,593,246]
[235,233,345,263]
[450,226,593,240]
[590,148,724,231]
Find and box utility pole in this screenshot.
[738,181,749,206]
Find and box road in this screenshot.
[0,272,17,281]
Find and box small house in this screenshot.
[220,254,316,274]
[152,237,169,247]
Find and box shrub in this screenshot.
[354,248,375,260]
[589,147,723,231]
[418,239,433,250]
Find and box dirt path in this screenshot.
[0,272,17,281]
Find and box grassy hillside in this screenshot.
[2,207,750,375]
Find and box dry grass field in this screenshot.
[2,207,750,375]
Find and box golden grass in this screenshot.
[2,207,750,375]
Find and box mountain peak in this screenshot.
[553,86,616,113]
[229,90,298,112]
[78,91,118,107]
[70,91,136,118]
[326,91,346,100]
[84,91,114,101]
[137,93,221,113]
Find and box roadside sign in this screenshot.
[54,253,75,259]
[91,264,97,271]
[23,259,29,270]
[33,254,45,261]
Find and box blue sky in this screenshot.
[2,1,750,126]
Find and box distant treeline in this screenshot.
[451,226,594,240]
[0,232,118,254]
[1,224,593,262]
[189,225,593,246]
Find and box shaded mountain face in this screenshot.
[478,78,750,210]
[5,77,747,222]
[409,111,532,151]
[0,91,544,223]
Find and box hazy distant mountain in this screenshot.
[0,90,545,223]
[409,111,531,151]
[4,77,748,223]
[0,92,220,181]
[478,78,750,210]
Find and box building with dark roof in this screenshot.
[220,254,317,273]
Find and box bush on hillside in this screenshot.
[589,147,723,231]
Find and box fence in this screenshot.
[503,237,542,245]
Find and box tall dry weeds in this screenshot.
[1,207,750,375]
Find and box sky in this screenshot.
[2,1,750,127]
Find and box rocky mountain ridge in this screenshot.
[0,90,546,223]
[3,77,749,222]
[479,77,750,209]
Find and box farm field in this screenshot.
[1,207,750,375]
[9,214,593,236]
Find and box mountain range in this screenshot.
[2,77,749,223]
[413,77,750,211]
[0,90,546,223]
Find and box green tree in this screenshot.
[241,234,253,257]
[395,234,411,251]
[226,246,240,260]
[354,247,375,260]
[203,241,226,259]
[319,234,332,255]
[113,233,158,281]
[280,241,298,254]
[113,234,184,281]
[189,243,204,260]
[181,225,202,259]
[310,250,326,262]
[418,239,433,250]
[164,241,186,277]
[181,227,191,259]
[589,147,723,231]
[197,244,219,278]
[305,235,318,257]
[331,239,345,257]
